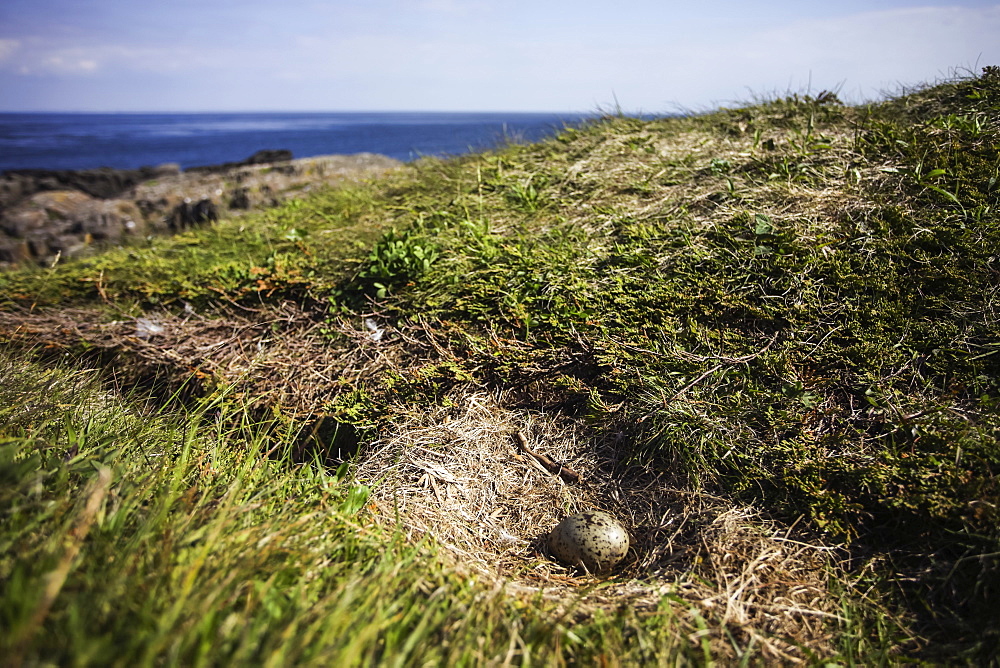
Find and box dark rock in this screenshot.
[0,164,180,205]
[1,191,93,237]
[170,197,218,231]
[245,149,294,165]
[186,150,294,175]
[228,188,251,210]
[27,237,51,259]
[0,190,146,263]
[0,239,30,264]
[136,196,171,221]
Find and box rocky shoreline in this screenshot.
[0,150,402,266]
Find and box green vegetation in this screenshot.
[2,68,999,664]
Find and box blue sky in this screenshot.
[0,0,998,112]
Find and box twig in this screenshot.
[667,363,725,404]
[513,431,581,483]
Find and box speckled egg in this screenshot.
[547,511,630,574]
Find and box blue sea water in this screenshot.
[0,112,591,173]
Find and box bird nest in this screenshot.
[355,388,847,661]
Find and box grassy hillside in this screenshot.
[1,67,998,664]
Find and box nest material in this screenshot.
[0,303,432,419]
[357,388,846,660]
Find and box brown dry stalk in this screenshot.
[513,430,581,483]
[9,466,112,664]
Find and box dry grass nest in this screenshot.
[358,388,852,660]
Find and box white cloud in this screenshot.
[39,54,99,74]
[544,5,1000,111]
[0,39,20,62]
[417,0,471,12]
[673,5,1000,106]
[262,4,1000,110]
[0,37,104,75]
[416,0,495,15]
[2,40,247,77]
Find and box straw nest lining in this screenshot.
[356,387,846,658]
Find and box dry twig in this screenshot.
[513,430,581,483]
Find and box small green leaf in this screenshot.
[340,484,371,515]
[924,184,962,206]
[754,214,774,236]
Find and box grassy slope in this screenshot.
[1,68,999,664]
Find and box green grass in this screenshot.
[2,67,1000,663]
[0,182,395,311]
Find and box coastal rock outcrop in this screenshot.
[0,164,181,208]
[186,149,294,175]
[0,191,146,264]
[0,152,401,266]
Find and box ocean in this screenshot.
[0,112,591,173]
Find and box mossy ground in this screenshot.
[2,68,999,664]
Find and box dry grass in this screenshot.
[358,386,850,661]
[0,303,428,418]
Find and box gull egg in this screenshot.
[547,510,629,574]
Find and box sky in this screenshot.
[0,0,998,112]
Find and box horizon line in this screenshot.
[0,108,601,116]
